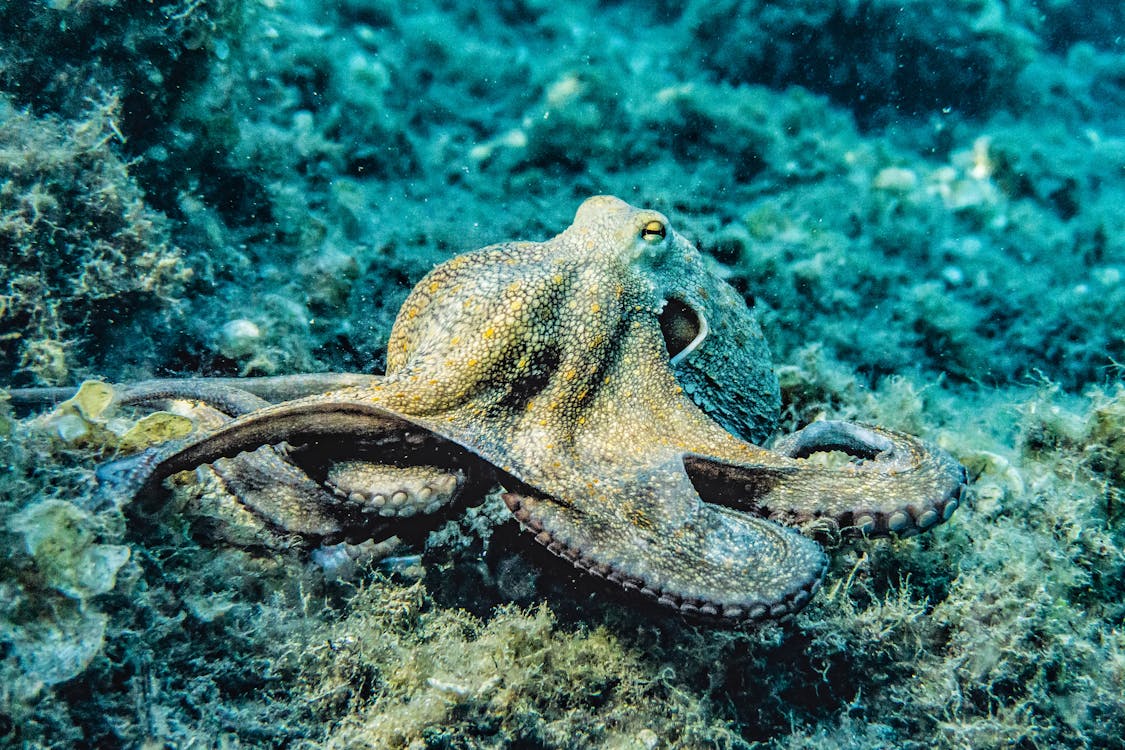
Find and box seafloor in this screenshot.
[1,1,1123,748]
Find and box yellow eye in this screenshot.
[641,220,666,243]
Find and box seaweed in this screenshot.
[2,0,1124,746]
[0,95,190,384]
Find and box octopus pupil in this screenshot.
[642,221,666,241]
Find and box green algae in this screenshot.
[0,96,190,385]
[3,380,1125,747]
[297,590,729,749]
[1,0,1124,747]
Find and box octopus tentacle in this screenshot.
[502,485,827,622]
[324,462,464,519]
[52,378,465,539]
[205,445,357,541]
[94,387,832,619]
[178,373,382,403]
[98,400,480,547]
[7,373,380,414]
[7,385,88,410]
[115,380,272,416]
[684,421,966,538]
[94,391,473,503]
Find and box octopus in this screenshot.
[11,196,966,623]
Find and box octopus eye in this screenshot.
[641,220,666,243]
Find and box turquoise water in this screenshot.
[1,1,1122,747]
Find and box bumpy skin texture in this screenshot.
[16,197,967,623]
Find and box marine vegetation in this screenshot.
[1,0,1123,747]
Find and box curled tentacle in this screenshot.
[325,462,465,519]
[96,391,482,544]
[685,420,967,539]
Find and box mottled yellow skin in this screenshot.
[80,196,966,622]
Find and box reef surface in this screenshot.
[1,1,1122,748]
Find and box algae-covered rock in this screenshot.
[0,498,129,704]
[4,605,110,700]
[33,380,194,452]
[684,0,1037,123]
[8,500,129,601]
